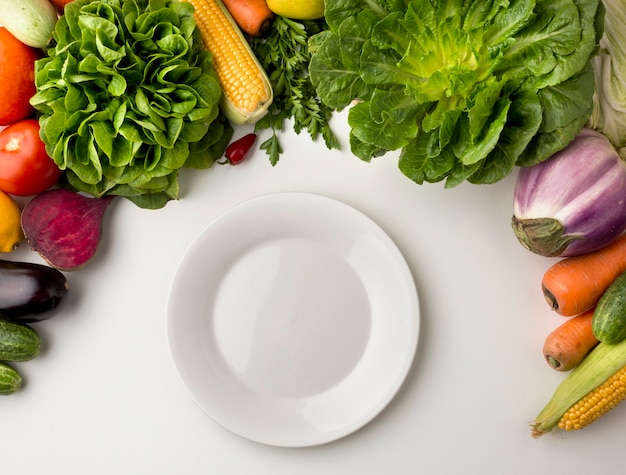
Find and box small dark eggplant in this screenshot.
[0,260,69,322]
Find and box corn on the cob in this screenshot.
[557,365,626,431]
[532,336,626,437]
[183,0,273,125]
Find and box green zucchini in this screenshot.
[593,270,626,344]
[0,363,22,395]
[0,319,41,362]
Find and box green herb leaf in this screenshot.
[249,16,340,164]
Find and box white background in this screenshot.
[1,110,617,474]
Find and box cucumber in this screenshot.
[0,363,22,395]
[0,319,41,362]
[593,270,626,344]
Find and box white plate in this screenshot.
[167,192,420,447]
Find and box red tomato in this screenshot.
[0,120,62,196]
[50,0,74,10]
[0,28,40,126]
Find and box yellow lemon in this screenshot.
[0,190,22,253]
[266,0,325,20]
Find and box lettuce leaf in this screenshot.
[310,0,604,186]
[30,0,232,209]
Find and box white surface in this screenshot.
[167,192,419,447]
[0,109,618,473]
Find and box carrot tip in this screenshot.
[542,284,559,312]
[261,18,273,30]
[546,355,561,369]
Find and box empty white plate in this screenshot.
[167,193,420,447]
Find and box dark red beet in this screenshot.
[21,189,115,271]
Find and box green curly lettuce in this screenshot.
[310,0,604,187]
[30,0,232,209]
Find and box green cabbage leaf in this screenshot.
[310,0,604,187]
[30,0,232,209]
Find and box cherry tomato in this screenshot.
[0,120,62,196]
[0,28,40,126]
[49,0,74,11]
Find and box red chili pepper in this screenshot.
[224,133,257,165]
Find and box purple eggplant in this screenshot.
[0,260,69,322]
[512,128,626,257]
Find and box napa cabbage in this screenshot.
[589,0,626,152]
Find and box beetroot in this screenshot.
[21,189,115,271]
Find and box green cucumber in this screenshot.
[0,363,22,395]
[593,270,626,344]
[0,319,41,362]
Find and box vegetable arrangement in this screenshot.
[505,0,626,437]
[0,260,69,394]
[181,0,273,126]
[529,223,626,436]
[532,337,626,435]
[0,0,341,395]
[2,0,626,443]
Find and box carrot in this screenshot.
[543,308,599,371]
[221,0,274,37]
[541,234,626,316]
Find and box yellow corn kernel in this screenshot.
[183,0,273,124]
[557,365,626,431]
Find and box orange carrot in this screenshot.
[543,308,599,371]
[541,234,626,316]
[222,0,274,37]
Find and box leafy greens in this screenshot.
[249,16,340,165]
[588,0,626,152]
[30,0,232,209]
[309,0,605,187]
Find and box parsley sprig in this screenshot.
[249,16,340,165]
